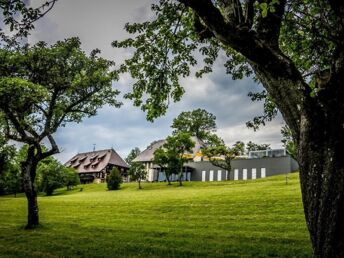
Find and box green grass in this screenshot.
[0,173,312,258]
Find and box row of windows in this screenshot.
[201,168,266,181]
[233,168,266,180]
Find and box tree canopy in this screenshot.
[171,108,217,140]
[125,147,141,166]
[0,37,120,228]
[154,132,195,186]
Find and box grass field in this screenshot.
[0,173,312,258]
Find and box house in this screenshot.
[132,137,206,181]
[134,138,299,182]
[65,149,129,184]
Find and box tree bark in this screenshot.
[21,148,39,229]
[298,110,344,258]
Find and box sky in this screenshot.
[27,0,286,163]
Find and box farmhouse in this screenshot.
[134,139,299,182]
[65,149,129,183]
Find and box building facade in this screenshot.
[134,139,299,182]
[65,149,129,183]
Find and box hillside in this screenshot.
[0,173,311,257]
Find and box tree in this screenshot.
[125,147,141,166]
[128,162,147,189]
[281,125,297,160]
[114,1,344,255]
[0,38,120,228]
[157,132,195,186]
[0,163,22,197]
[203,136,243,179]
[63,167,80,191]
[106,167,123,190]
[171,109,216,140]
[37,158,65,196]
[246,141,271,153]
[153,147,172,185]
[0,135,16,176]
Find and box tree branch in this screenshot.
[244,0,254,28]
[221,0,244,25]
[256,0,286,47]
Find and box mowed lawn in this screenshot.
[0,173,312,258]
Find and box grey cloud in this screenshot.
[27,0,284,163]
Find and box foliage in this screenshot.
[0,37,120,227]
[153,147,172,184]
[281,125,297,160]
[125,147,141,166]
[0,0,57,39]
[154,132,195,186]
[0,136,16,176]
[0,173,311,257]
[37,158,66,196]
[128,162,147,189]
[106,167,123,190]
[246,141,271,153]
[0,163,21,197]
[203,137,244,175]
[232,141,246,156]
[112,1,201,121]
[63,167,80,191]
[171,108,217,140]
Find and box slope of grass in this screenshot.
[0,173,312,257]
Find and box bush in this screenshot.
[38,161,65,196]
[106,167,123,190]
[63,168,80,190]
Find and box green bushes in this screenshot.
[106,167,123,190]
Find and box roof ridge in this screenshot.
[76,149,112,155]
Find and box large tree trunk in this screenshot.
[21,150,39,229]
[298,112,344,257]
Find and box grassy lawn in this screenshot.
[0,173,312,258]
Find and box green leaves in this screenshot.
[0,0,57,39]
[171,108,217,141]
[0,37,120,143]
[153,132,195,180]
[0,77,48,112]
[113,1,223,121]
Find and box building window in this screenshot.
[209,170,214,181]
[217,170,222,181]
[252,168,257,180]
[243,169,247,180]
[261,168,266,178]
[234,169,239,180]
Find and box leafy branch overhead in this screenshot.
[0,0,58,39]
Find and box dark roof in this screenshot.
[65,149,128,173]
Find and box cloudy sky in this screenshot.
[28,0,286,162]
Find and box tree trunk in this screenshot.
[138,180,142,189]
[166,172,171,185]
[21,151,39,229]
[298,111,344,257]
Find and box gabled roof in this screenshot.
[133,136,206,163]
[65,149,128,174]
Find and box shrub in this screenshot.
[63,168,80,190]
[106,167,123,190]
